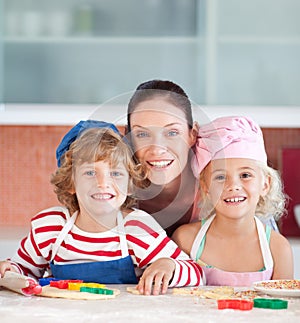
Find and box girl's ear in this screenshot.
[199,165,212,196]
[200,177,210,196]
[261,174,271,197]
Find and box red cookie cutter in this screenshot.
[50,279,83,289]
[217,299,254,311]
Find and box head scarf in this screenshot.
[192,116,267,176]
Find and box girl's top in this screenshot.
[9,206,204,287]
[190,215,273,286]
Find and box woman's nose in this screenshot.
[149,144,168,156]
[148,134,168,155]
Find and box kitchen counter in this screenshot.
[0,285,299,323]
[1,104,300,127]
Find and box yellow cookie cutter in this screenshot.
[68,282,106,291]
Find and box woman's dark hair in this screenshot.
[127,80,193,133]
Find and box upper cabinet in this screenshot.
[1,0,300,106]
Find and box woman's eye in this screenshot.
[167,130,179,137]
[136,131,150,139]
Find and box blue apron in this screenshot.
[50,211,137,284]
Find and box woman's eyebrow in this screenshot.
[132,122,183,129]
[131,125,148,130]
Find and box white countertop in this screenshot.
[0,104,299,127]
[1,285,300,323]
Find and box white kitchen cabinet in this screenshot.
[1,0,300,106]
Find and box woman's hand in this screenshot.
[137,258,175,295]
[0,260,17,278]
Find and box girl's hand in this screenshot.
[0,261,17,278]
[137,258,175,296]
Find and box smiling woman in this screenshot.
[126,80,200,236]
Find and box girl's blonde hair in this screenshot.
[198,161,288,221]
[51,128,147,214]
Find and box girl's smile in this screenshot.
[203,158,270,219]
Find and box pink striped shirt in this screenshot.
[10,206,204,287]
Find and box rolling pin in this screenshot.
[0,271,42,296]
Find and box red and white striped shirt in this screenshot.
[10,206,204,287]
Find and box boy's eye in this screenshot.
[85,170,96,176]
[111,171,123,177]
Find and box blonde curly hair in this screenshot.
[51,127,147,215]
[198,161,288,221]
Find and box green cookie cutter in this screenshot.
[80,286,114,295]
[253,298,288,310]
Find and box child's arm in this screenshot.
[125,210,204,294]
[8,232,49,279]
[0,260,19,277]
[8,208,69,279]
[0,270,42,296]
[137,258,176,295]
[270,231,294,279]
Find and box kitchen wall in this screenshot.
[1,124,299,227]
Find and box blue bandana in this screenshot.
[56,120,121,167]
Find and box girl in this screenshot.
[172,116,293,286]
[0,122,204,295]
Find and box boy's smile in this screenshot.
[73,160,129,230]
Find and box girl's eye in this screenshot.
[214,174,225,181]
[241,173,252,179]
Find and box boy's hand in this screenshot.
[0,260,17,278]
[137,258,175,296]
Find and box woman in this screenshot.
[127,79,278,237]
[127,80,200,236]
